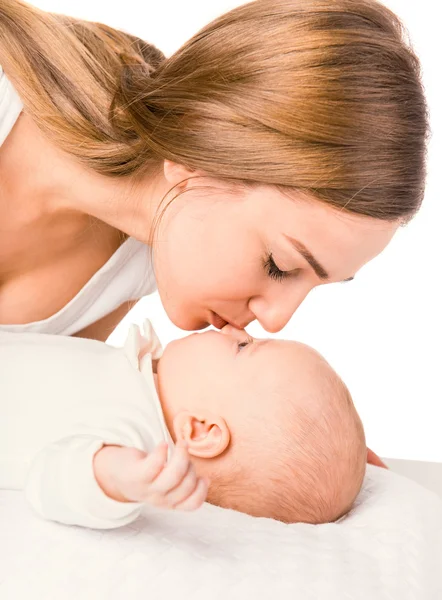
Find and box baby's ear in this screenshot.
[172,410,230,458]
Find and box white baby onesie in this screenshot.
[0,320,173,529]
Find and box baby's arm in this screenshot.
[25,436,208,529]
[25,435,143,529]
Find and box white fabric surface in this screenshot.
[0,67,156,336]
[0,465,441,599]
[385,458,442,499]
[0,321,173,528]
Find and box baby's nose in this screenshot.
[220,324,250,342]
[220,324,244,335]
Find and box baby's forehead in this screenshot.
[246,338,335,394]
[256,338,322,364]
[249,343,344,410]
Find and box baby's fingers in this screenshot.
[174,477,209,511]
[163,466,198,507]
[148,442,192,495]
[138,442,169,484]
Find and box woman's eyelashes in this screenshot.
[264,252,303,282]
[263,253,289,282]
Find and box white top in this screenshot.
[0,320,174,529]
[0,66,157,335]
[0,66,22,146]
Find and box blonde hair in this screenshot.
[0,0,429,219]
[208,352,367,524]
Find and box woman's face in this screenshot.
[152,163,399,333]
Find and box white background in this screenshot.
[29,0,442,462]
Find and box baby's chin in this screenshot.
[160,334,193,359]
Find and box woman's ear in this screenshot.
[163,160,196,187]
[172,410,230,458]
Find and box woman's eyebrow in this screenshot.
[283,235,329,280]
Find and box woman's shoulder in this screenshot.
[0,65,23,147]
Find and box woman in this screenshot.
[0,2,428,363]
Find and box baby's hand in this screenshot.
[93,442,209,510]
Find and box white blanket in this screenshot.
[1,465,441,599]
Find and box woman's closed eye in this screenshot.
[264,253,300,282]
[264,253,287,282]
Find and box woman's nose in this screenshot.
[248,288,310,333]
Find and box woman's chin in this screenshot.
[168,309,209,332]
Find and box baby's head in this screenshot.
[156,325,366,524]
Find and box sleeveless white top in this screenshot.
[0,67,157,335]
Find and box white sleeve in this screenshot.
[25,434,144,530]
[0,65,23,147]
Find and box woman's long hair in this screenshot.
[0,0,430,220]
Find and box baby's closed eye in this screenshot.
[237,339,252,351]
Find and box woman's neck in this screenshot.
[0,112,163,244]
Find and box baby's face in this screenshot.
[157,324,322,423]
[157,324,293,456]
[157,325,264,416]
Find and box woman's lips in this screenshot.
[209,311,229,329]
[208,311,248,330]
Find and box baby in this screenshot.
[0,320,366,527]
